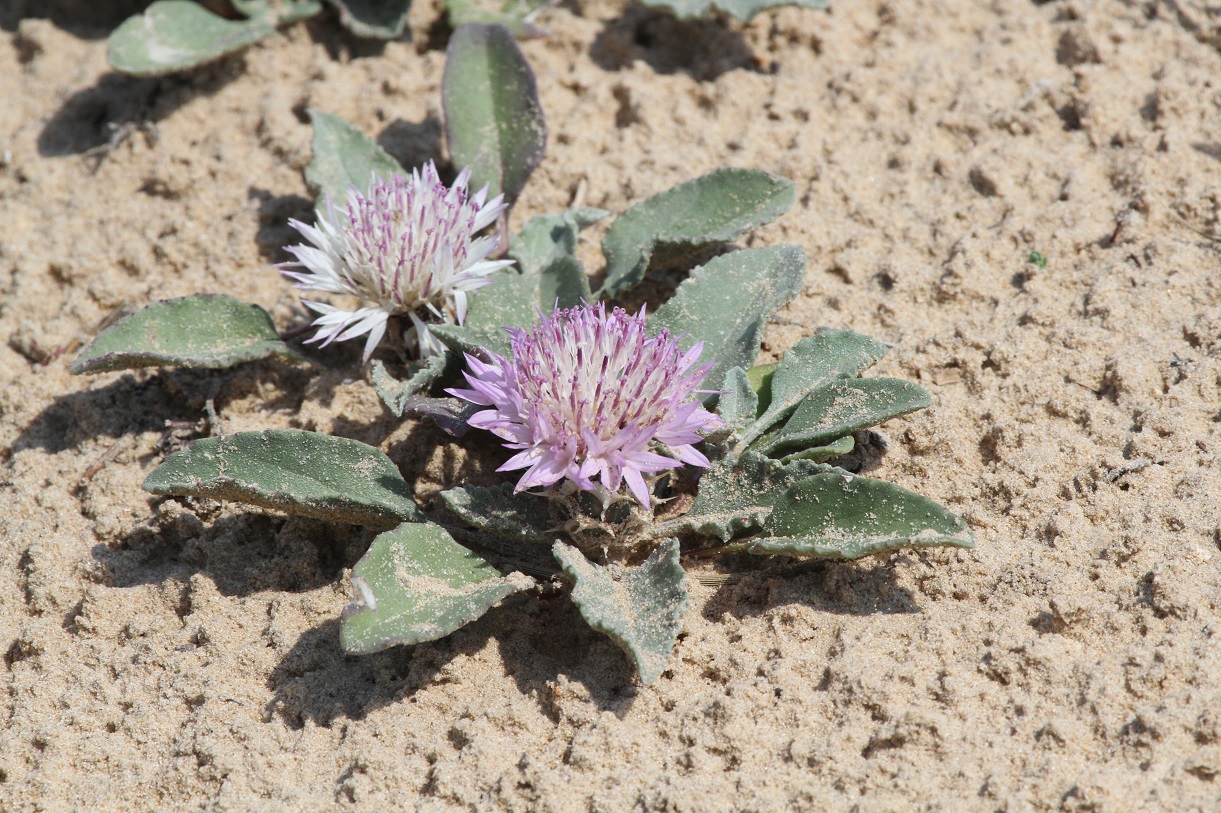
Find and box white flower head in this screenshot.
[280,162,512,360]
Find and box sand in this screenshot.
[1,0,1219,809]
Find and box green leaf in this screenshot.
[441,483,557,544]
[370,357,478,434]
[142,429,425,527]
[442,23,546,204]
[672,451,832,543]
[639,0,827,22]
[756,378,931,458]
[750,474,974,559]
[431,323,512,358]
[371,356,449,414]
[232,0,323,23]
[341,522,534,654]
[739,330,889,449]
[779,433,854,464]
[107,1,276,76]
[70,294,299,374]
[598,169,796,298]
[463,258,590,334]
[746,361,778,415]
[446,0,551,38]
[326,0,411,38]
[715,366,758,435]
[650,245,805,405]
[554,539,688,685]
[304,110,403,209]
[509,209,608,276]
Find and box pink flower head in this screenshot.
[449,303,720,508]
[280,162,512,361]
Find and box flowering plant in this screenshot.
[68,25,971,683]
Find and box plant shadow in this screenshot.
[266,590,641,729]
[0,0,151,39]
[590,7,763,81]
[94,510,372,597]
[698,555,922,623]
[37,55,246,158]
[14,363,311,455]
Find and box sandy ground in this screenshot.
[2,0,1220,809]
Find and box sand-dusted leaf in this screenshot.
[598,169,795,298]
[371,356,449,414]
[779,433,854,464]
[509,209,608,276]
[650,245,805,405]
[639,0,826,22]
[746,361,778,414]
[371,357,477,434]
[446,0,550,38]
[671,451,832,542]
[232,0,323,22]
[554,539,688,684]
[441,483,557,543]
[443,24,546,204]
[70,294,298,374]
[739,330,889,449]
[142,429,424,527]
[341,522,534,654]
[463,256,590,335]
[715,366,758,435]
[431,323,512,358]
[304,110,402,208]
[750,474,974,558]
[108,1,275,75]
[370,360,478,433]
[327,0,411,37]
[757,378,931,458]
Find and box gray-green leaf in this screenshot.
[341,522,534,654]
[639,0,827,23]
[442,23,546,204]
[650,245,805,405]
[554,539,688,685]
[142,429,424,527]
[326,0,411,38]
[430,323,512,358]
[446,0,551,38]
[598,169,795,298]
[739,330,888,449]
[70,294,299,374]
[371,356,449,415]
[462,256,590,334]
[715,366,758,435]
[441,483,557,544]
[304,110,403,209]
[108,1,276,76]
[509,209,608,276]
[232,0,323,23]
[670,451,832,543]
[750,474,974,558]
[756,378,931,458]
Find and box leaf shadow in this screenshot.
[37,56,245,158]
[248,187,315,264]
[590,7,763,81]
[698,556,922,623]
[1,0,152,39]
[377,114,445,173]
[14,363,310,454]
[92,511,371,597]
[266,590,640,729]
